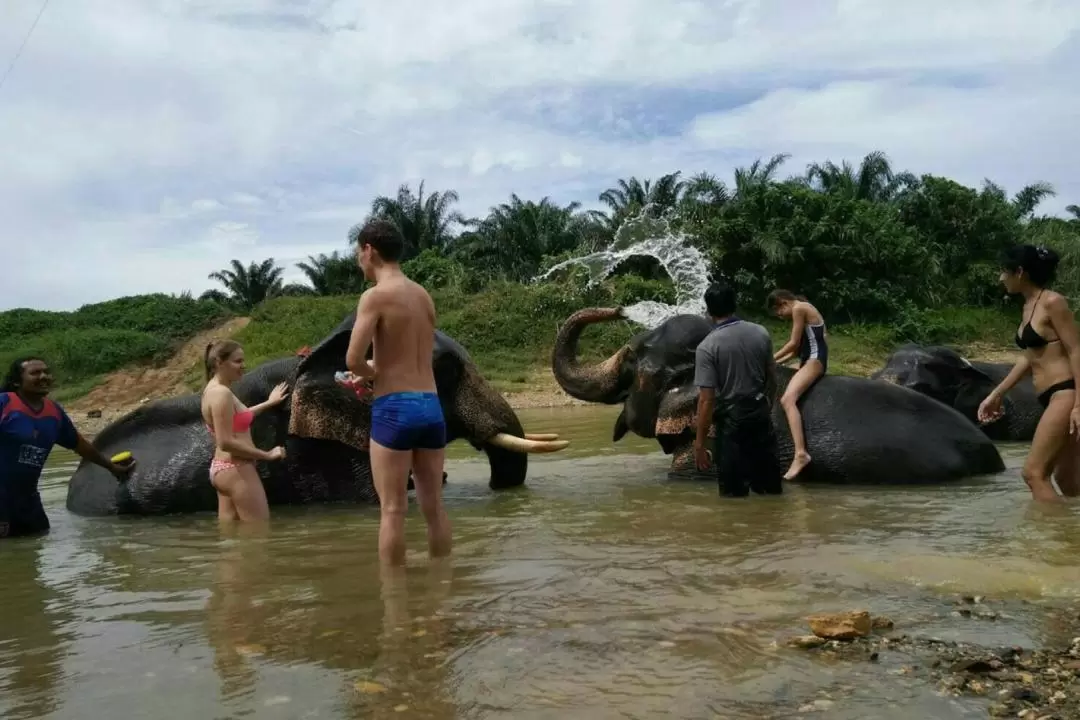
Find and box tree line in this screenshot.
[201,151,1080,325]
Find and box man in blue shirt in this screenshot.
[1,356,134,538]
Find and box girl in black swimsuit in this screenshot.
[978,245,1080,502]
[768,290,829,481]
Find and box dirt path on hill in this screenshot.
[67,317,251,431]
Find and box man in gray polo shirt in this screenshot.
[692,280,783,497]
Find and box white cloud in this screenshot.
[1,0,1077,310]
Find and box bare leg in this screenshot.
[411,447,452,559]
[1052,406,1080,497]
[210,465,269,522]
[230,464,270,523]
[1022,391,1072,503]
[370,440,412,567]
[780,360,824,480]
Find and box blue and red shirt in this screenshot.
[0,392,79,489]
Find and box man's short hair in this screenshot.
[704,281,737,318]
[353,219,405,262]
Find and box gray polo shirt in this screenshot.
[693,319,775,404]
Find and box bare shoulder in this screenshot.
[202,384,232,409]
[1045,291,1073,314]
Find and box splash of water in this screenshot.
[534,206,711,329]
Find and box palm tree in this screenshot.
[732,153,790,198]
[356,181,465,259]
[981,179,1057,220]
[1067,204,1080,221]
[455,195,589,281]
[207,258,286,310]
[590,172,687,235]
[804,151,916,202]
[295,251,366,296]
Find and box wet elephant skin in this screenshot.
[871,344,1039,442]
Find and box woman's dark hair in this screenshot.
[1000,244,1060,288]
[204,340,242,380]
[2,356,46,393]
[767,289,807,310]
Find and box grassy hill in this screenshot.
[1,279,1022,408]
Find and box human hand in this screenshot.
[694,445,712,471]
[110,457,136,482]
[976,393,1004,424]
[268,381,290,406]
[1070,407,1080,438]
[267,446,286,461]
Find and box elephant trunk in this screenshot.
[551,307,630,404]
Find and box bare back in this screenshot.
[369,275,438,397]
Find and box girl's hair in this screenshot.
[204,340,242,380]
[1,356,46,393]
[766,289,807,310]
[1000,244,1061,288]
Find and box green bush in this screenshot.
[0,329,167,385]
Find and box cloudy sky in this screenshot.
[2,0,1078,311]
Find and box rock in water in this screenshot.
[807,610,873,640]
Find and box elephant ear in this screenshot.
[654,386,699,437]
[612,408,629,442]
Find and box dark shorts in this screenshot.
[713,394,783,498]
[0,487,50,539]
[370,392,447,451]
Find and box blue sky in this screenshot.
[2,0,1078,311]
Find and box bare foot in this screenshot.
[784,451,812,481]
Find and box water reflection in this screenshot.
[10,410,1080,718]
[0,537,71,720]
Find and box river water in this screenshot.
[2,405,1079,719]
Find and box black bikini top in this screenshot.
[1015,290,1059,350]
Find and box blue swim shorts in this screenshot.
[370,392,447,451]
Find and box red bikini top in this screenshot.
[206,409,254,436]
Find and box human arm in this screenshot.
[207,388,278,461]
[246,382,290,416]
[73,434,134,481]
[693,345,717,470]
[50,405,134,481]
[977,354,1031,423]
[1045,294,1080,433]
[345,290,379,380]
[773,305,805,364]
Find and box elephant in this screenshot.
[870,344,1039,442]
[551,308,1005,485]
[67,313,568,516]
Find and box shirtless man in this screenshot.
[345,219,451,566]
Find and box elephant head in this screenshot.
[288,312,568,494]
[551,307,714,456]
[871,345,1010,435]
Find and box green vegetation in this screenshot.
[0,294,231,401]
[4,150,1080,401]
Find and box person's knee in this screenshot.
[1021,463,1047,487]
[780,392,798,410]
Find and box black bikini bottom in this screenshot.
[1037,378,1077,408]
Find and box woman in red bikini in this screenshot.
[200,340,289,522]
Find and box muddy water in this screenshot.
[2,405,1079,720]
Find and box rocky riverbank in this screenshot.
[784,599,1080,718]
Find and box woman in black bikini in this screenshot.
[978,245,1080,502]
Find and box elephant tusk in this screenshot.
[524,433,560,441]
[489,433,570,454]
